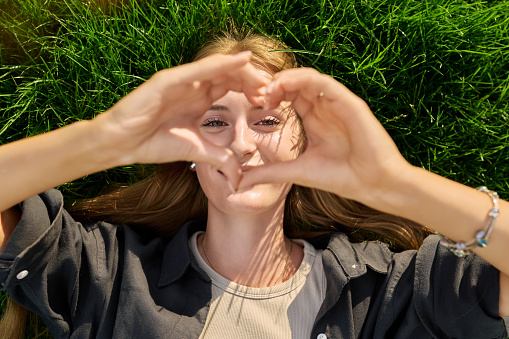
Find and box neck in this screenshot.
[199,201,302,287]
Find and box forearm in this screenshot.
[0,120,120,212]
[375,165,509,275]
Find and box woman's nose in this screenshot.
[229,122,256,163]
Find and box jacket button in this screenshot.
[317,334,327,339]
[16,270,28,280]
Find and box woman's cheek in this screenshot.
[261,132,300,162]
[201,132,229,147]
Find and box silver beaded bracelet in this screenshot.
[436,186,499,257]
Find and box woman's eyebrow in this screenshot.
[208,105,264,111]
[208,104,229,111]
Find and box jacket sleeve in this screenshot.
[0,189,120,338]
[412,235,507,338]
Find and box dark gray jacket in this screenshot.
[0,190,507,338]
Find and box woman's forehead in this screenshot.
[210,91,258,109]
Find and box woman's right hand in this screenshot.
[93,52,268,184]
[0,52,267,212]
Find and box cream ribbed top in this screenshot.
[189,232,326,339]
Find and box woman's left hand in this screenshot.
[238,69,509,318]
[238,68,412,208]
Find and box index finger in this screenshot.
[178,52,268,88]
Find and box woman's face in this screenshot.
[195,84,301,216]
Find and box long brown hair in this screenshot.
[1,30,430,339]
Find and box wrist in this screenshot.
[359,161,420,215]
[87,111,135,168]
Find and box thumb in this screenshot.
[167,128,242,186]
[193,141,242,189]
[237,159,305,192]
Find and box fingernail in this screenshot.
[263,97,270,110]
[266,82,275,94]
[227,180,236,195]
[237,51,252,59]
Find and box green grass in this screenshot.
[1,0,508,337]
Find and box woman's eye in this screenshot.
[256,117,281,126]
[201,118,227,127]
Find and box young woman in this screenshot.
[1,33,508,338]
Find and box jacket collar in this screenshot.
[311,232,393,324]
[158,220,208,288]
[158,221,393,288]
[308,232,392,278]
